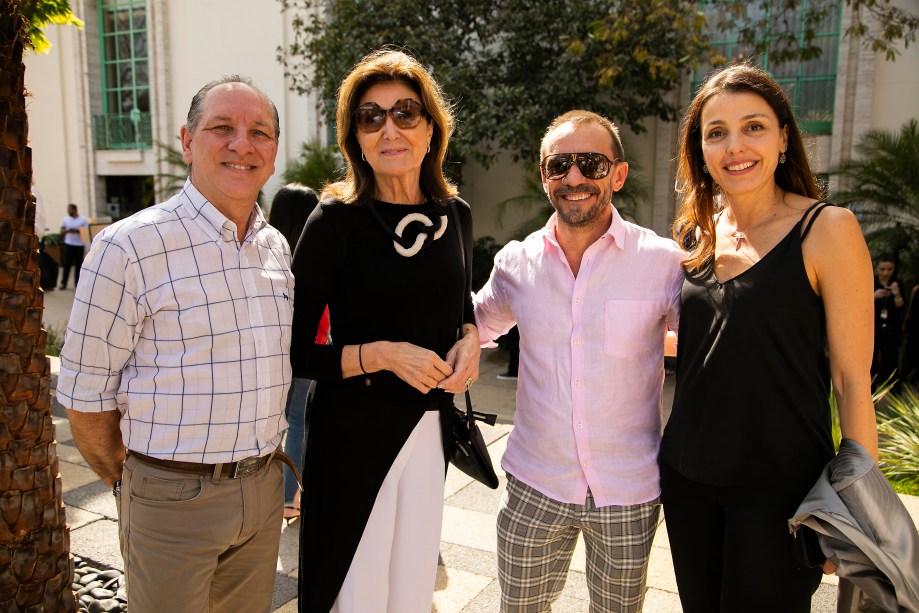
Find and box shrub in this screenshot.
[876,385,919,487]
[45,324,64,357]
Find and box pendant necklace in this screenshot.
[729,191,783,251]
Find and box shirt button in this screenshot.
[577,423,583,429]
[583,462,589,468]
[574,339,581,345]
[575,298,581,304]
[575,380,581,387]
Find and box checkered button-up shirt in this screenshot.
[57,180,294,462]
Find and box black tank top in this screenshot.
[660,202,835,496]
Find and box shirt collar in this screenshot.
[179,179,265,242]
[540,205,626,250]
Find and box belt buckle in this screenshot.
[232,456,261,478]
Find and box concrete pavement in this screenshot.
[42,286,919,611]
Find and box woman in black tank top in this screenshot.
[661,63,879,613]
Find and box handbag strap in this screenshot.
[449,202,476,422]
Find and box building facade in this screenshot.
[26,0,919,241]
[27,0,325,231]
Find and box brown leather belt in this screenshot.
[130,450,302,487]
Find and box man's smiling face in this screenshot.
[181,83,278,214]
[541,121,627,230]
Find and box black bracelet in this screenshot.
[358,344,366,374]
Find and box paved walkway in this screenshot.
[43,287,919,611]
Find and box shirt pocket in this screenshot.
[603,300,661,359]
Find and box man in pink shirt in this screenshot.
[474,110,684,612]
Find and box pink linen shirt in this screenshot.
[474,209,684,507]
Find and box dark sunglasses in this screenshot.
[353,99,427,133]
[540,152,618,180]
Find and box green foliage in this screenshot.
[23,0,84,54]
[697,0,841,66]
[841,0,919,61]
[282,140,344,191]
[888,477,919,497]
[155,139,188,197]
[277,1,917,172]
[876,385,919,484]
[830,378,919,495]
[687,1,917,66]
[44,324,64,357]
[832,119,919,283]
[471,236,502,292]
[42,232,62,247]
[276,0,709,167]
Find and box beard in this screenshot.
[549,183,613,228]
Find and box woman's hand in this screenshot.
[822,559,837,575]
[438,324,481,394]
[356,341,454,394]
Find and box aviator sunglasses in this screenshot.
[541,152,618,181]
[353,99,427,133]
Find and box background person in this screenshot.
[872,254,904,386]
[474,110,684,612]
[57,76,293,612]
[661,62,879,613]
[267,182,328,521]
[902,284,919,387]
[290,49,480,613]
[59,203,88,289]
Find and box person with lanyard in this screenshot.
[660,62,879,612]
[57,76,295,612]
[871,254,905,387]
[290,49,479,612]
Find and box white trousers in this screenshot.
[331,410,446,613]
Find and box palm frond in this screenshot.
[832,119,919,281]
[877,385,919,480]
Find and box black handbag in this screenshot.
[449,390,499,488]
[447,201,500,489]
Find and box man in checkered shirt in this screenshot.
[57,76,294,612]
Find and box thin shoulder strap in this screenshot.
[449,202,466,280]
[449,201,467,325]
[800,200,832,242]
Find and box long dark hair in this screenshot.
[268,183,319,250]
[673,62,822,272]
[325,48,457,206]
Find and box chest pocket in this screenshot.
[603,300,661,359]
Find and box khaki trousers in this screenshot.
[118,452,283,612]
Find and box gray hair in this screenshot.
[185,75,280,140]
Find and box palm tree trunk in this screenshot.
[0,1,75,610]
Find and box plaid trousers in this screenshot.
[497,474,661,613]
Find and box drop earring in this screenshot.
[702,164,709,174]
[361,150,365,161]
[779,152,786,164]
[427,143,431,154]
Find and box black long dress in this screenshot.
[290,197,474,612]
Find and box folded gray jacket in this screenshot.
[789,438,919,612]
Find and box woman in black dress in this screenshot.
[290,49,479,612]
[660,63,879,612]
